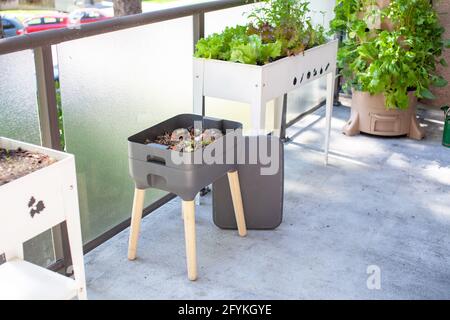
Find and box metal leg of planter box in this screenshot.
[227,171,247,237]
[128,188,145,261]
[195,193,201,206]
[182,200,197,281]
[324,71,335,166]
[273,96,284,138]
[251,98,267,136]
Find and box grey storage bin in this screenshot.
[128,114,242,201]
[213,135,284,230]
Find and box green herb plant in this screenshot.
[195,0,327,66]
[330,0,449,109]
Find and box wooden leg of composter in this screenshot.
[182,200,197,281]
[128,188,145,260]
[227,171,247,237]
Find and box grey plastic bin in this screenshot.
[213,135,284,230]
[128,114,242,201]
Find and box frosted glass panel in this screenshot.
[205,3,256,36]
[205,0,335,34]
[57,18,193,243]
[0,50,41,144]
[205,0,336,35]
[0,50,55,267]
[309,0,336,28]
[23,230,55,267]
[286,78,327,123]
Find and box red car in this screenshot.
[22,15,68,34]
[68,9,111,26]
[21,9,110,34]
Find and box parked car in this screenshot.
[1,16,24,37]
[68,8,111,26]
[22,15,68,34]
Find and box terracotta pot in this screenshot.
[343,90,425,140]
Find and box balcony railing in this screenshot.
[0,0,334,273]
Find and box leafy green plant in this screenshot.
[194,25,282,65]
[194,0,327,65]
[229,34,283,65]
[248,0,326,55]
[195,26,247,61]
[330,0,449,109]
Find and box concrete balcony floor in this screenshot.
[84,102,450,299]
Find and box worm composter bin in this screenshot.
[127,114,247,281]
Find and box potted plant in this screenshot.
[331,0,449,139]
[193,0,338,138]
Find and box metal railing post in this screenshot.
[193,12,205,116]
[193,12,210,198]
[34,46,72,275]
[34,46,60,148]
[193,13,204,52]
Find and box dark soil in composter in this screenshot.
[145,127,223,152]
[0,147,56,186]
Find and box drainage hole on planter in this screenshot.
[293,77,298,86]
[320,68,323,75]
[300,73,304,83]
[325,63,330,71]
[307,71,311,79]
[313,69,318,76]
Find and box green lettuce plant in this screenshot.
[330,0,449,109]
[195,0,327,66]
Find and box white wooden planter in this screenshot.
[0,137,86,299]
[194,39,339,164]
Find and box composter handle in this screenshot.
[146,155,166,166]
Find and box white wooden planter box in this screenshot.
[194,39,339,164]
[0,137,86,299]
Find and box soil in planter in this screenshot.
[145,127,223,152]
[0,147,56,186]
